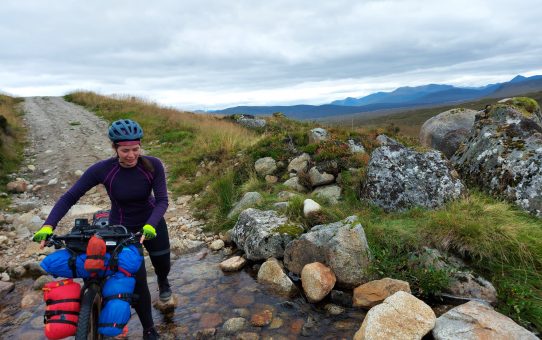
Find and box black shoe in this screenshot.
[158,278,172,302]
[143,327,160,340]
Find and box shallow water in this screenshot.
[1,249,365,339]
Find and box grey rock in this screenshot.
[312,184,341,204]
[222,317,248,334]
[308,128,329,143]
[254,157,277,176]
[284,216,371,288]
[287,153,311,173]
[362,136,465,211]
[33,275,53,290]
[257,257,298,296]
[0,281,15,299]
[231,209,295,261]
[237,115,266,128]
[308,167,335,187]
[348,139,366,153]
[283,177,308,193]
[420,108,478,158]
[228,191,263,219]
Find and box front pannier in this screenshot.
[98,272,136,336]
[42,279,81,339]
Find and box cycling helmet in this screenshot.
[108,119,143,142]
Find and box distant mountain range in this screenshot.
[210,75,542,120]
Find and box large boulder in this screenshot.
[452,99,542,217]
[283,216,371,288]
[420,108,478,158]
[231,209,301,261]
[361,136,465,211]
[354,291,436,340]
[433,301,538,339]
[235,114,266,128]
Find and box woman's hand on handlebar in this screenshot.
[33,225,53,242]
[141,224,156,243]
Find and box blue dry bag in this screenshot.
[41,250,113,278]
[98,272,136,336]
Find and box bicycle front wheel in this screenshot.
[76,283,103,340]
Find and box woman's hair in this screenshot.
[112,143,155,173]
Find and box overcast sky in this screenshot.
[1,0,541,110]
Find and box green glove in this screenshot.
[33,225,53,242]
[142,224,157,239]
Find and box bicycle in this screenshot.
[43,217,141,340]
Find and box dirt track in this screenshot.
[20,96,112,201]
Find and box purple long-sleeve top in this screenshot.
[44,156,169,229]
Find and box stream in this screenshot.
[0,248,366,339]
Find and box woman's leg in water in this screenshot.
[143,218,171,300]
[132,256,154,330]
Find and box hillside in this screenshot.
[327,90,542,138]
[211,75,542,120]
[64,92,542,334]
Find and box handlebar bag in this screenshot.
[98,272,135,336]
[42,279,81,339]
[41,249,113,278]
[84,235,107,273]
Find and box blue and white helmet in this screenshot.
[108,119,143,142]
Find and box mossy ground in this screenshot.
[67,91,542,332]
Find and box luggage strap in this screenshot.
[45,310,80,317]
[44,319,78,326]
[46,298,81,305]
[103,293,134,303]
[86,254,106,260]
[67,250,78,278]
[98,322,127,329]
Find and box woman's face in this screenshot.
[116,145,141,167]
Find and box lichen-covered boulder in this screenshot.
[419,108,478,158]
[452,99,542,217]
[231,209,300,261]
[283,216,371,288]
[361,136,465,211]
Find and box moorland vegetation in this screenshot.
[64,91,542,332]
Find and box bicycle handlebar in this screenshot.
[43,227,142,249]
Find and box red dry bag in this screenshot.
[42,278,81,339]
[84,234,107,273]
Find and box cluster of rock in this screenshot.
[217,208,537,339]
[421,97,542,218]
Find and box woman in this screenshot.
[33,119,171,340]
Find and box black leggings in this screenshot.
[131,218,171,330]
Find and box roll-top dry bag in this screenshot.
[84,235,106,273]
[42,279,81,339]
